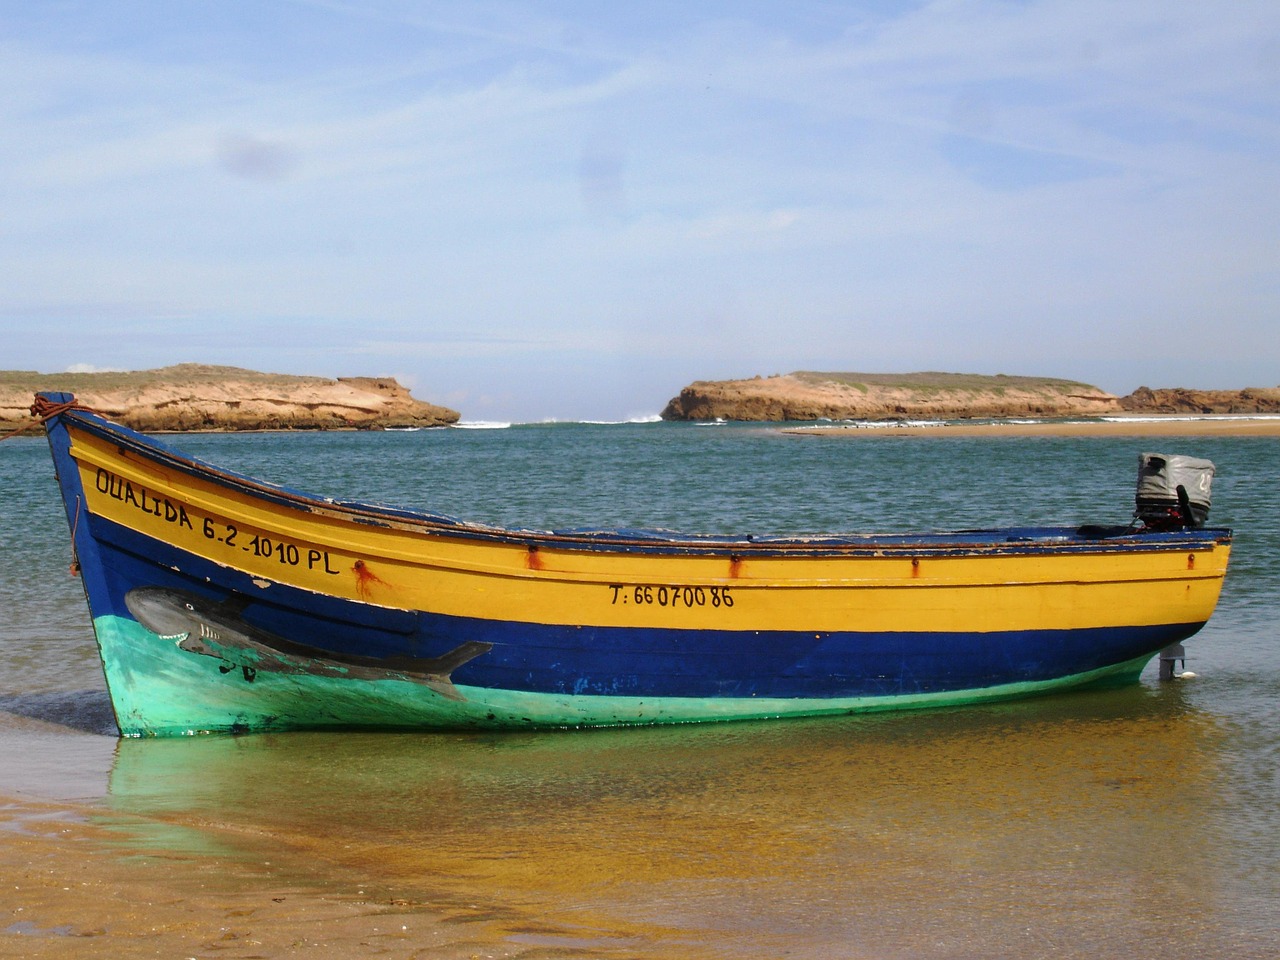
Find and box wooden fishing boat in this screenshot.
[33,393,1232,738]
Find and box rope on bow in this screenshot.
[1,396,95,442]
[30,395,95,421]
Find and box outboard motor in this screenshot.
[1135,452,1214,529]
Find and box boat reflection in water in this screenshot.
[102,684,1265,960]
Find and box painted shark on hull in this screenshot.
[124,586,491,702]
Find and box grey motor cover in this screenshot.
[1136,452,1214,521]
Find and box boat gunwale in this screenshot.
[46,398,1234,560]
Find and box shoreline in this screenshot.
[782,416,1280,439]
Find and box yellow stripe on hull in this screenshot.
[68,425,1229,637]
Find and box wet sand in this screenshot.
[6,698,1276,960]
[784,416,1280,438]
[1,793,532,959]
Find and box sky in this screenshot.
[2,1,1277,422]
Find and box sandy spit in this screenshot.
[782,417,1280,439]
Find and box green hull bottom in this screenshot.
[94,616,1155,738]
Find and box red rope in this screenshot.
[1,396,95,442]
[0,419,40,441]
[68,495,83,577]
[30,396,94,420]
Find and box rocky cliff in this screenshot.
[661,372,1121,421]
[1,364,460,432]
[1119,386,1280,414]
[662,372,1280,422]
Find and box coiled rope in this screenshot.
[1,396,94,442]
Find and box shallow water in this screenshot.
[1,425,1277,957]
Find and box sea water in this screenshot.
[1,423,1278,957]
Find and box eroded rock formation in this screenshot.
[661,372,1121,422]
[1,364,459,432]
[1119,386,1280,415]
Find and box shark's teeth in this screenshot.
[161,632,190,642]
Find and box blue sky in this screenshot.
[3,1,1277,421]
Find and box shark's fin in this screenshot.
[419,641,493,701]
[426,640,493,674]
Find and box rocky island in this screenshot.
[1118,385,1280,415]
[1,364,459,432]
[5,366,1277,434]
[661,372,1280,422]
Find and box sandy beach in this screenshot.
[784,416,1280,439]
[1,792,531,959]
